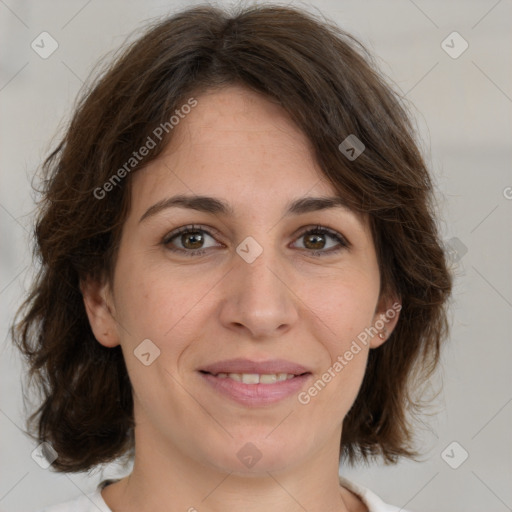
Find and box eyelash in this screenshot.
[162,224,349,258]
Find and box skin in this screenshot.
[82,84,400,512]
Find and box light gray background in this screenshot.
[1,1,511,511]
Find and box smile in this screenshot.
[208,372,297,384]
[199,370,312,406]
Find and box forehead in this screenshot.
[129,85,368,229]
[170,84,319,168]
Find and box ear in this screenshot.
[369,294,402,349]
[80,275,120,348]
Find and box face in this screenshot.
[83,84,399,475]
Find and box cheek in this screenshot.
[303,267,379,345]
[112,253,220,358]
[305,306,373,421]
[301,268,378,401]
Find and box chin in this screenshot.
[199,432,304,475]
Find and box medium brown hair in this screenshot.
[12,3,452,472]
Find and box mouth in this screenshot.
[199,370,310,384]
[197,359,313,406]
[199,357,311,376]
[199,371,312,406]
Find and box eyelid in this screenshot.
[162,224,225,245]
[294,224,350,247]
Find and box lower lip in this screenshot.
[199,372,311,406]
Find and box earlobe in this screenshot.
[80,276,120,348]
[369,297,402,349]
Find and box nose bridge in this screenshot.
[235,235,284,300]
[221,233,298,335]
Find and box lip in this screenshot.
[199,372,312,406]
[198,358,312,406]
[199,358,311,375]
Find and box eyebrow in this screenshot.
[139,194,354,223]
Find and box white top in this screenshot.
[36,475,411,512]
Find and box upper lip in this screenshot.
[199,358,311,375]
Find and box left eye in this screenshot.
[292,226,349,254]
[163,224,349,257]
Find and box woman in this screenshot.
[12,4,452,511]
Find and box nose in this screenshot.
[218,242,299,340]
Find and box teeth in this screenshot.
[259,374,277,384]
[241,373,260,384]
[214,373,296,384]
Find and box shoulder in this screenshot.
[34,484,112,512]
[339,475,412,512]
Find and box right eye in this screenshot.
[162,224,223,257]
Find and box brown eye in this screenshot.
[163,225,221,256]
[162,224,349,258]
[180,231,204,249]
[292,226,349,256]
[303,232,326,250]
